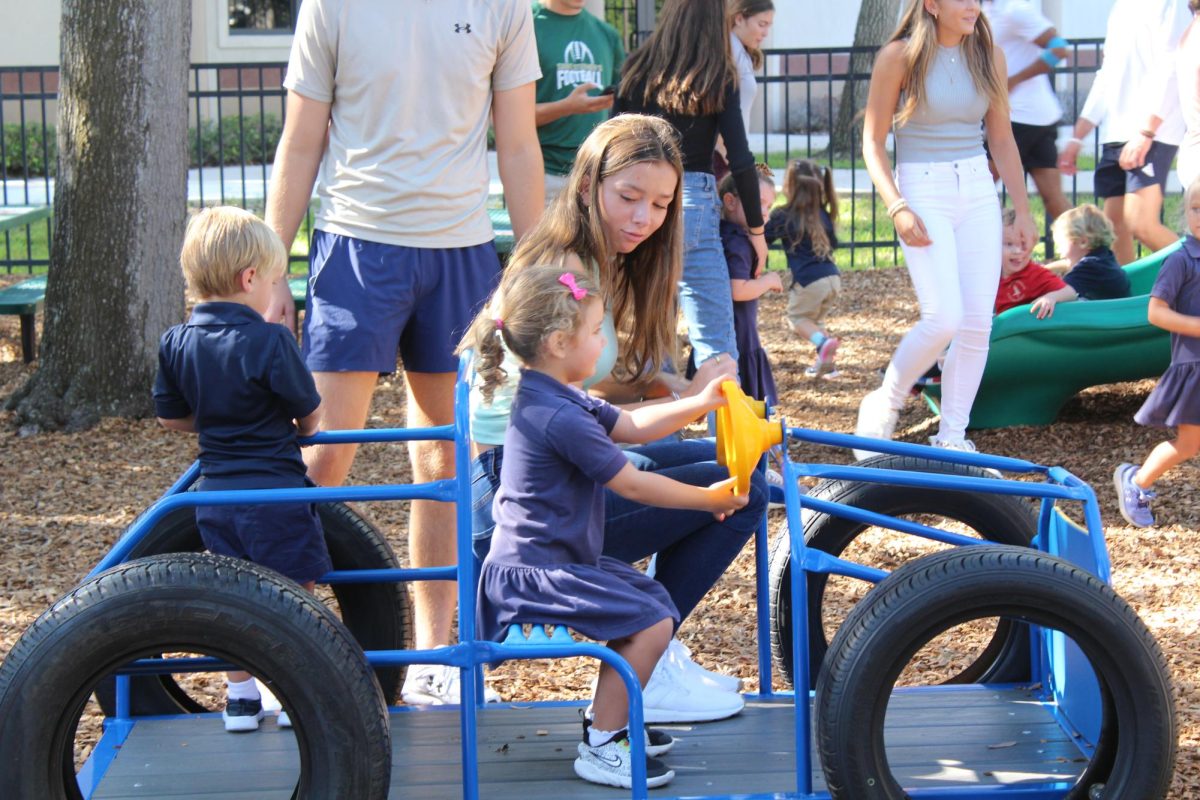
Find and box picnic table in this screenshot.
[0,206,53,362]
[0,205,51,235]
[488,207,514,256]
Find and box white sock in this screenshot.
[226,677,260,701]
[588,725,624,747]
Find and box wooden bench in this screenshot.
[0,275,46,363]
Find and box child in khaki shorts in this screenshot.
[764,159,843,377]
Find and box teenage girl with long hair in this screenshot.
[469,114,766,723]
[854,0,1036,458]
[728,0,775,138]
[614,0,768,375]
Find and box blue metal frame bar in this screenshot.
[80,354,1115,800]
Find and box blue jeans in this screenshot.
[470,438,767,623]
[679,172,739,367]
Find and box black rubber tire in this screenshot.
[94,501,410,714]
[815,545,1176,800]
[0,553,392,800]
[768,454,1037,689]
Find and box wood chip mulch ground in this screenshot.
[0,268,1196,794]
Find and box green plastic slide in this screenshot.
[923,240,1179,430]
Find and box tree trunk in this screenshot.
[8,0,191,432]
[830,0,900,157]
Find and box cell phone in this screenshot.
[598,85,615,96]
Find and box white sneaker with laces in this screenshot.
[929,436,1002,478]
[667,638,742,693]
[400,664,501,706]
[853,388,900,461]
[573,729,675,789]
[642,646,744,723]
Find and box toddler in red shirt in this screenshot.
[995,208,1079,318]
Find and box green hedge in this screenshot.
[2,113,283,178]
[190,113,283,168]
[2,123,57,177]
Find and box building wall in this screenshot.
[0,0,293,67]
[771,0,1118,49]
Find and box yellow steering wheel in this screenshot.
[714,380,783,494]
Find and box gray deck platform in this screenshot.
[90,688,1089,799]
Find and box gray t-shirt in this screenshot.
[284,0,541,248]
[894,44,988,163]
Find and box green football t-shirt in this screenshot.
[533,5,625,176]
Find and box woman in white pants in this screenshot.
[855,0,1036,458]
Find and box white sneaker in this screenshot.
[853,388,900,461]
[929,436,1001,478]
[574,729,675,789]
[667,638,742,693]
[400,664,501,706]
[277,710,291,728]
[642,647,744,723]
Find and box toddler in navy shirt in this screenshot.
[459,265,748,790]
[1052,204,1130,301]
[153,206,326,733]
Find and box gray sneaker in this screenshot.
[1113,463,1156,527]
[574,729,675,789]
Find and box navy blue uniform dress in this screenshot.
[478,369,679,643]
[1136,236,1200,427]
[154,302,330,583]
[722,220,777,404]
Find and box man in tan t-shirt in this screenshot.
[264,0,544,705]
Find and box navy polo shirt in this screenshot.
[1063,247,1130,301]
[488,369,629,566]
[154,302,321,490]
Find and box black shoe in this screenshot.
[582,713,675,757]
[222,697,265,732]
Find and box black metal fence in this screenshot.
[1,39,1163,276]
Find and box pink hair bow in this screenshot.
[558,272,587,300]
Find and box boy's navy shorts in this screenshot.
[197,497,331,584]
[302,230,502,375]
[1094,141,1178,198]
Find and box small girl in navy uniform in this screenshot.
[764,158,844,377]
[718,164,782,404]
[460,265,748,790]
[154,207,326,732]
[1115,180,1200,527]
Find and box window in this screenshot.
[228,0,299,34]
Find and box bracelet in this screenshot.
[886,198,909,218]
[748,229,765,237]
[1140,129,1157,140]
[1066,136,1084,147]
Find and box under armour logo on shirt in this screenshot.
[454,22,471,33]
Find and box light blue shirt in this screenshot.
[470,307,618,445]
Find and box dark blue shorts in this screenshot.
[1094,141,1178,198]
[196,498,331,584]
[303,230,502,374]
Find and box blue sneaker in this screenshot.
[1113,463,1155,527]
